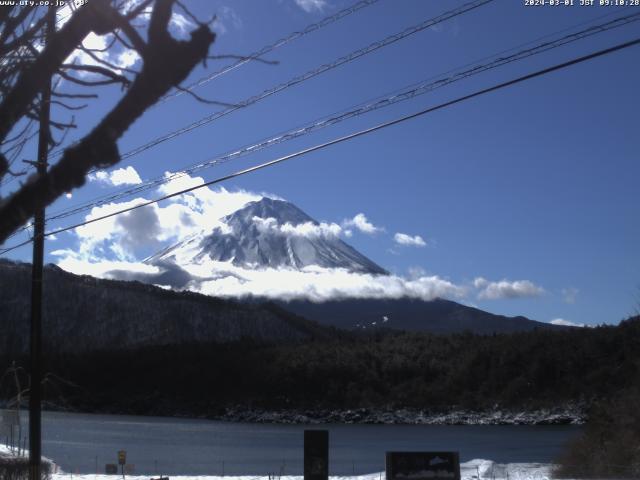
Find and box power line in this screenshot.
[14,0,494,233]
[29,10,640,228]
[44,0,382,161]
[24,0,495,226]
[2,36,638,257]
[159,0,382,104]
[87,0,495,163]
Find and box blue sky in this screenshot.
[2,0,639,326]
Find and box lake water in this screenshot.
[27,411,580,475]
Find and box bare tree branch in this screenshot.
[1,119,34,146]
[57,69,128,88]
[0,9,50,58]
[125,0,154,21]
[0,154,8,179]
[79,33,117,53]
[174,83,239,107]
[0,0,114,143]
[176,0,205,27]
[74,46,140,75]
[208,54,279,65]
[50,100,88,111]
[60,63,132,86]
[52,91,99,99]
[51,120,74,148]
[0,0,216,243]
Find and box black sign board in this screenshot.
[105,464,118,475]
[118,450,127,465]
[304,430,329,480]
[386,452,461,480]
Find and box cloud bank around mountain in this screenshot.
[172,262,466,303]
[474,277,545,300]
[52,170,545,303]
[550,318,586,328]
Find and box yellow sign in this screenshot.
[118,450,126,465]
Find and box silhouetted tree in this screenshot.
[0,0,216,243]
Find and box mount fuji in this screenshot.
[0,197,562,356]
[146,197,387,276]
[120,196,559,335]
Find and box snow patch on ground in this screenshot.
[4,446,557,479]
[0,443,57,472]
[44,460,556,480]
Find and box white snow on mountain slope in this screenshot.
[105,197,464,302]
[50,170,548,305]
[147,197,387,275]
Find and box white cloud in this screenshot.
[561,287,579,304]
[115,206,162,251]
[53,198,156,262]
[394,232,427,247]
[64,32,140,76]
[251,212,382,240]
[214,6,243,35]
[408,266,427,280]
[342,213,383,235]
[58,256,466,303]
[475,278,544,300]
[58,0,208,77]
[169,11,195,39]
[253,216,342,238]
[58,1,197,74]
[54,173,267,263]
[89,166,142,187]
[550,318,586,328]
[53,255,162,280]
[189,265,466,302]
[53,171,472,302]
[53,171,545,307]
[294,0,329,13]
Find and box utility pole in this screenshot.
[29,6,55,480]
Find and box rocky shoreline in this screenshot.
[217,406,586,425]
[3,402,586,425]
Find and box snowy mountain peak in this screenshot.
[229,197,312,226]
[150,197,388,275]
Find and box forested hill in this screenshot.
[0,259,558,356]
[3,315,636,418]
[0,259,333,354]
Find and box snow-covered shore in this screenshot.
[2,446,560,479]
[0,444,57,474]
[46,460,555,480]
